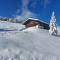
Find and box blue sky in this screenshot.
[0,0,60,26]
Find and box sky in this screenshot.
[0,0,60,26]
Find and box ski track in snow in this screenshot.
[0,21,60,60]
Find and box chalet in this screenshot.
[23,18,49,30]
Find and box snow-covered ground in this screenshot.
[0,20,25,30]
[0,21,60,60]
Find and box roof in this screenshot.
[23,18,49,25]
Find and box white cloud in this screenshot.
[15,0,36,22]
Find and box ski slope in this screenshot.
[0,21,60,60]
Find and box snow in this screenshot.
[28,18,39,20]
[0,20,25,30]
[0,21,60,60]
[49,11,57,35]
[22,25,40,32]
[27,18,49,25]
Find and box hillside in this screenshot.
[0,20,25,30]
[0,21,60,60]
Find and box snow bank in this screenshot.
[0,21,25,30]
[22,25,40,33]
[0,29,60,60]
[0,30,60,60]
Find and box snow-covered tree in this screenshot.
[49,11,58,35]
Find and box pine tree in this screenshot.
[49,11,57,35]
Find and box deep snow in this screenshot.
[0,21,60,60]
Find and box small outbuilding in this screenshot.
[23,18,49,30]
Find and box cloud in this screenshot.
[44,0,50,8]
[13,0,51,23]
[14,0,36,22]
[15,10,36,20]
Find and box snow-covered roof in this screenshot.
[28,18,39,20]
[28,18,49,25]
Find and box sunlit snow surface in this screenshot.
[0,21,60,60]
[0,21,25,30]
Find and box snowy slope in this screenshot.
[0,29,60,60]
[22,25,40,32]
[0,21,60,60]
[0,21,25,30]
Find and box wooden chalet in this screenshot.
[23,18,49,30]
